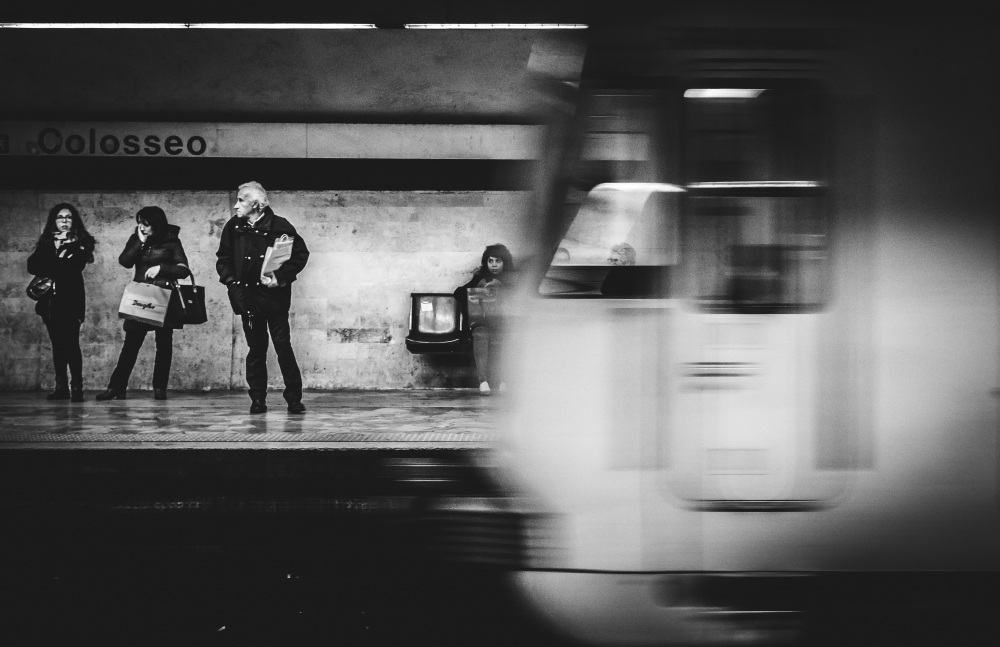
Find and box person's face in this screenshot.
[608,251,623,266]
[54,209,73,233]
[487,256,504,275]
[234,189,259,219]
[138,219,153,238]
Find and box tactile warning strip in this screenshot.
[0,390,500,448]
[0,432,496,443]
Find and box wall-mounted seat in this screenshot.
[405,293,471,354]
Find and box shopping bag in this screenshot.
[467,285,499,328]
[168,272,208,325]
[118,281,173,327]
[261,234,294,278]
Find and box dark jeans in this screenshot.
[108,326,173,391]
[45,318,82,390]
[242,309,302,404]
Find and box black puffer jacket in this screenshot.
[118,224,191,330]
[216,207,309,315]
[26,236,94,324]
[118,224,191,287]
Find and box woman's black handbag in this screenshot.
[169,272,208,325]
[26,275,54,301]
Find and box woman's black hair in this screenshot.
[37,202,96,253]
[479,243,514,277]
[136,206,169,240]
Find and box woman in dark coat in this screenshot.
[454,243,514,394]
[96,206,191,401]
[26,203,96,402]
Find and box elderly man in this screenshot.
[217,181,310,414]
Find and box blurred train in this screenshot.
[425,12,998,646]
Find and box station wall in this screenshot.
[0,190,532,391]
[0,25,577,392]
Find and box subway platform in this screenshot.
[0,389,499,450]
[0,390,549,647]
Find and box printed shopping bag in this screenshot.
[118,281,173,327]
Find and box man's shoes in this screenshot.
[287,402,306,414]
[70,389,84,403]
[250,399,268,414]
[479,381,491,394]
[46,388,70,401]
[154,389,167,400]
[95,388,127,401]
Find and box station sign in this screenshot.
[0,122,543,160]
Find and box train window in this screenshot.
[538,183,683,298]
[537,82,829,305]
[683,193,827,310]
[680,82,830,312]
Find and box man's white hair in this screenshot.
[238,181,269,208]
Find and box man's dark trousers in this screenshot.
[241,307,302,404]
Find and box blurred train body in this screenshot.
[466,8,998,645]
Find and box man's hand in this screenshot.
[260,273,279,288]
[145,265,160,280]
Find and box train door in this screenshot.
[513,56,874,571]
[662,75,853,509]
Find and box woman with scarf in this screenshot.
[26,203,96,402]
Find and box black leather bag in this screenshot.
[169,273,208,325]
[26,275,54,301]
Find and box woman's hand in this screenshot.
[136,226,148,243]
[145,265,160,280]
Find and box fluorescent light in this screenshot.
[686,181,825,189]
[684,88,765,99]
[405,24,587,29]
[595,182,687,193]
[0,23,378,29]
[190,23,378,29]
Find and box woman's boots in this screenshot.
[47,387,84,402]
[47,376,70,400]
[48,375,84,402]
[46,386,70,400]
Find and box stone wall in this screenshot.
[1,190,531,391]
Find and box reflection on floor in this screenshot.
[0,389,499,448]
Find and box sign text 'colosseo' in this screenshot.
[35,127,207,156]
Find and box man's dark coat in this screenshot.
[215,207,310,315]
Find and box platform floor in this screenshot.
[0,389,498,449]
